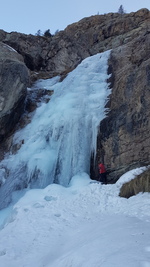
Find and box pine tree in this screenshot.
[118,5,125,14]
[36,29,42,36]
[44,29,51,38]
[55,29,59,35]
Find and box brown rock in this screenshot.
[0,42,29,142]
[119,167,150,198]
[0,9,149,81]
[96,29,150,181]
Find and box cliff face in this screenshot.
[96,31,150,180]
[0,8,149,80]
[0,42,29,143]
[0,8,150,181]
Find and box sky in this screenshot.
[0,0,150,35]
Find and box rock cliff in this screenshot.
[0,42,29,143]
[0,8,149,181]
[0,8,149,81]
[96,30,150,181]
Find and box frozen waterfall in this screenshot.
[0,50,111,208]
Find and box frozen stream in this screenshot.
[0,51,111,209]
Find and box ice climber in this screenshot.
[98,163,107,184]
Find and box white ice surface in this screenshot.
[30,76,60,91]
[0,51,111,191]
[0,168,150,267]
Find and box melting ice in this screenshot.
[0,51,111,208]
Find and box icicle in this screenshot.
[0,50,111,195]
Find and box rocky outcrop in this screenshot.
[0,42,29,142]
[119,167,150,198]
[96,28,150,181]
[0,9,149,83]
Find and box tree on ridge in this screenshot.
[118,5,125,14]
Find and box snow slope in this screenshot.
[0,170,150,267]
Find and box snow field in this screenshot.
[0,171,150,267]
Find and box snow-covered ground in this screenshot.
[0,169,150,267]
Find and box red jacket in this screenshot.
[98,163,106,174]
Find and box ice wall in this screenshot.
[0,51,111,208]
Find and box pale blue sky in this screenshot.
[0,0,150,35]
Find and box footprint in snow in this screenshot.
[44,196,57,201]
